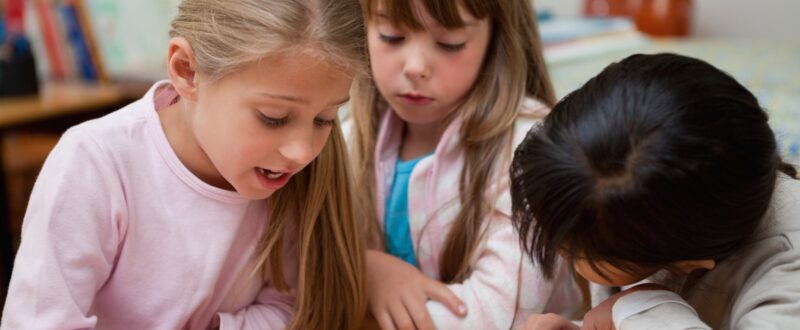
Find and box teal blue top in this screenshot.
[383,155,428,267]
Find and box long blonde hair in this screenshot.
[352,0,556,283]
[171,1,367,328]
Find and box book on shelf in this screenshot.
[71,0,107,82]
[59,1,96,81]
[23,0,107,83]
[32,0,68,79]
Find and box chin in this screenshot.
[392,109,445,126]
[237,187,276,201]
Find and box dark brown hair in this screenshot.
[511,53,797,280]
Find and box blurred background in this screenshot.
[538,0,800,40]
[0,0,798,312]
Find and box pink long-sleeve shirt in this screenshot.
[2,82,296,329]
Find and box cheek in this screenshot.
[233,136,281,170]
[574,262,618,286]
[440,53,485,93]
[440,64,480,99]
[226,121,280,164]
[574,265,606,285]
[312,129,332,156]
[369,52,394,85]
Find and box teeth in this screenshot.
[259,168,283,180]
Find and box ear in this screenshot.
[672,259,716,274]
[167,37,200,102]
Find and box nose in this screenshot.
[279,126,316,167]
[403,45,430,80]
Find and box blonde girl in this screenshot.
[2,0,367,329]
[350,0,580,328]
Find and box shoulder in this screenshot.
[486,99,551,220]
[710,176,800,282]
[520,97,552,119]
[78,98,150,146]
[705,176,800,324]
[759,175,800,239]
[513,97,551,148]
[38,97,154,199]
[725,222,800,328]
[65,97,153,165]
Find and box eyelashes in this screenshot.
[379,34,404,44]
[437,42,466,52]
[313,118,336,127]
[257,112,335,128]
[378,34,466,52]
[258,114,288,127]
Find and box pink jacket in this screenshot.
[1,82,297,330]
[372,99,580,328]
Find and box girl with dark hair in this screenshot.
[510,53,800,329]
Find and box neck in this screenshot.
[159,98,233,190]
[399,117,451,161]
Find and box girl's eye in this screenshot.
[379,34,404,44]
[257,112,288,127]
[438,42,466,52]
[314,118,336,127]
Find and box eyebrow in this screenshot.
[259,93,350,107]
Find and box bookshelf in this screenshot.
[23,0,179,83]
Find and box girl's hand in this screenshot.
[582,283,669,330]
[366,250,467,330]
[522,313,580,330]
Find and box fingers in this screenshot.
[375,310,397,330]
[388,301,415,330]
[403,291,436,330]
[423,280,467,317]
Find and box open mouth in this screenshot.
[258,167,286,180]
[255,167,292,190]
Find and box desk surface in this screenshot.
[548,39,800,164]
[0,82,148,129]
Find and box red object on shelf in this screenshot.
[584,0,693,37]
[4,0,26,37]
[34,0,68,79]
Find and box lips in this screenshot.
[398,93,434,106]
[255,167,293,190]
[258,167,285,180]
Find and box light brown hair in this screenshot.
[171,0,368,328]
[351,0,556,283]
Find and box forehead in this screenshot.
[364,0,489,30]
[217,52,353,102]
